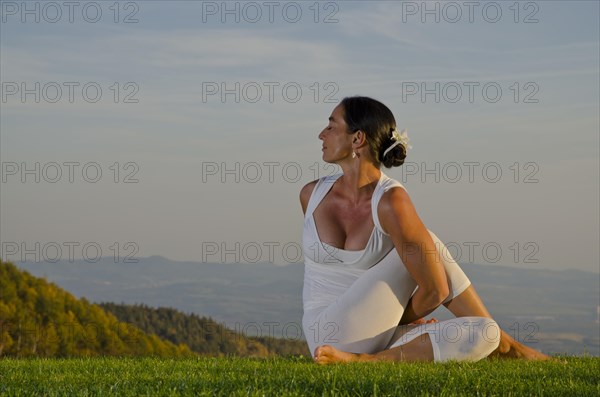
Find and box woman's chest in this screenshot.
[312,199,375,251]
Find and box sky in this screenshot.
[1,0,598,273]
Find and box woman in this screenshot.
[300,96,549,364]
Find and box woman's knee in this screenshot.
[469,317,501,360]
[432,317,500,362]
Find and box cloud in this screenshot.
[1,26,348,79]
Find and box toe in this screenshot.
[314,345,328,360]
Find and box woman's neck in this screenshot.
[337,162,381,204]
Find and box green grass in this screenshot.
[0,356,598,396]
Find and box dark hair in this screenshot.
[340,96,406,168]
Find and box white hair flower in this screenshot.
[383,128,412,159]
[392,129,412,151]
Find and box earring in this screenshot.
[352,151,356,159]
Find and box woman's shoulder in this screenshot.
[380,172,407,193]
[377,174,412,215]
[376,181,416,236]
[299,173,342,213]
[300,173,342,194]
[300,179,319,208]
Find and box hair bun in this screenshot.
[380,137,406,168]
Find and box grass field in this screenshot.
[0,356,598,396]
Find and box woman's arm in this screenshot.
[378,187,450,320]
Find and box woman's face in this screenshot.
[319,104,355,163]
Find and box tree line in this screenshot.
[99,302,310,357]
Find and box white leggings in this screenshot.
[302,232,501,362]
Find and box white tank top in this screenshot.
[302,171,405,269]
[302,171,407,312]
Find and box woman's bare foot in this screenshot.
[313,345,375,365]
[491,330,551,360]
[409,317,438,325]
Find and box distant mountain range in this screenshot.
[16,256,599,356]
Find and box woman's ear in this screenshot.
[354,130,367,146]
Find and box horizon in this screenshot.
[5,253,600,275]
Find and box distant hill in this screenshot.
[99,302,309,357]
[0,260,192,357]
[15,256,600,356]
